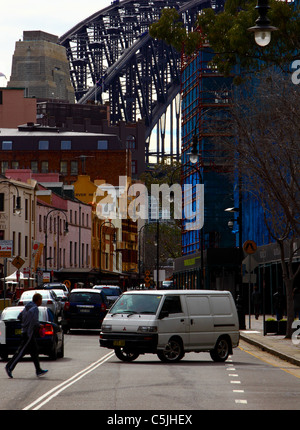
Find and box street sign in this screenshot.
[243,240,257,255]
[144,271,151,288]
[243,273,257,284]
[242,255,259,273]
[12,256,25,270]
[0,240,13,258]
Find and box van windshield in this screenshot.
[109,294,162,315]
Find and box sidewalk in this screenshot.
[239,315,300,367]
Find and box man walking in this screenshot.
[5,292,48,378]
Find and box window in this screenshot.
[0,91,2,105]
[61,140,71,150]
[161,296,182,314]
[97,140,108,150]
[60,161,68,175]
[131,160,137,175]
[31,161,38,173]
[11,161,19,169]
[18,232,21,256]
[25,236,28,258]
[1,161,9,174]
[25,199,28,221]
[39,140,49,150]
[0,193,4,212]
[70,161,78,175]
[126,135,136,149]
[41,161,48,173]
[70,241,73,266]
[2,141,12,150]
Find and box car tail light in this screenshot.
[100,302,107,312]
[19,300,23,305]
[47,300,53,305]
[44,323,54,336]
[64,301,70,311]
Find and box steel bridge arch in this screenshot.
[59,0,220,160]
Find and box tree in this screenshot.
[149,1,300,79]
[224,71,300,338]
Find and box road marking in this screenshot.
[23,351,115,410]
[230,380,241,384]
[235,399,247,404]
[233,390,244,393]
[228,374,239,377]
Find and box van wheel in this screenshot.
[157,338,185,363]
[114,347,139,362]
[210,337,230,362]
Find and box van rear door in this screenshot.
[185,295,214,349]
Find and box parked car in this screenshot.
[0,306,64,360]
[52,289,68,315]
[62,289,109,333]
[18,289,60,318]
[93,285,122,307]
[43,283,69,293]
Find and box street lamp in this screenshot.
[45,209,68,273]
[99,220,117,283]
[0,180,22,214]
[186,132,205,288]
[248,0,277,47]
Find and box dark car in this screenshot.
[0,306,64,361]
[62,288,108,333]
[93,285,122,307]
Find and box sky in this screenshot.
[0,0,112,84]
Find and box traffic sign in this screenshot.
[12,256,25,270]
[243,240,257,255]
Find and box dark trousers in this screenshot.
[7,332,41,373]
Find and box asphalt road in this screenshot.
[1,331,299,411]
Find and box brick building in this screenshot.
[0,124,131,186]
[0,88,36,128]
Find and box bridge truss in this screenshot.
[59,0,221,162]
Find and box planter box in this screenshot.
[265,320,278,334]
[277,320,287,335]
[265,320,287,335]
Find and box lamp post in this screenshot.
[187,133,205,289]
[138,223,149,287]
[99,220,117,284]
[0,180,22,214]
[248,0,277,47]
[0,180,22,307]
[45,209,68,275]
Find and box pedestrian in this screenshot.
[273,289,284,321]
[5,293,48,378]
[293,287,300,320]
[252,285,261,320]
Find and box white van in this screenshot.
[100,290,239,363]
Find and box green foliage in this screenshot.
[149,1,300,77]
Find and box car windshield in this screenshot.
[69,292,103,304]
[109,294,162,315]
[100,288,121,296]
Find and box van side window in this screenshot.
[161,296,182,314]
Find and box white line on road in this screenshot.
[23,351,115,410]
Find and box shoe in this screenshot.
[5,366,13,379]
[36,369,48,377]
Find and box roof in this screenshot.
[0,128,116,138]
[123,289,232,295]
